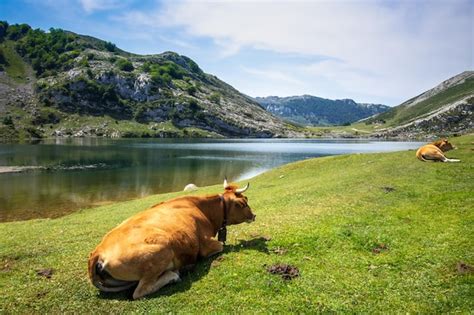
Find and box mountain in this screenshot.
[366,71,474,138]
[255,95,389,126]
[0,22,302,139]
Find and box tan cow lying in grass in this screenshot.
[416,139,460,162]
[88,179,255,299]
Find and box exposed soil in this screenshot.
[372,243,389,254]
[36,268,53,279]
[266,263,299,280]
[456,262,473,274]
[382,186,396,193]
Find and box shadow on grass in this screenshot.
[98,237,270,300]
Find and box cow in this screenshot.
[88,179,255,300]
[416,138,460,162]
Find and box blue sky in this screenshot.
[1,0,472,106]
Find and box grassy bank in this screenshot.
[1,135,473,313]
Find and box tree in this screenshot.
[0,48,6,65]
[104,41,116,52]
[0,21,8,41]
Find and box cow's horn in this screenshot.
[235,183,250,194]
[223,177,229,189]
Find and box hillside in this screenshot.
[0,22,303,139]
[255,95,389,126]
[366,71,474,138]
[1,134,472,313]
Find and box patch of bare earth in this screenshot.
[265,264,299,280]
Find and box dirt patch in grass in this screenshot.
[456,262,473,275]
[1,258,14,272]
[372,243,389,254]
[211,256,225,268]
[381,186,396,193]
[265,264,299,280]
[36,268,53,279]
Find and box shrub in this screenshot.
[208,92,221,104]
[15,27,80,75]
[104,41,116,52]
[0,21,8,41]
[141,61,151,73]
[186,85,197,95]
[189,99,199,111]
[0,48,6,65]
[116,58,134,72]
[6,23,31,40]
[2,115,14,126]
[78,57,89,68]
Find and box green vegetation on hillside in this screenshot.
[256,96,390,126]
[0,21,297,139]
[368,77,474,127]
[1,135,472,313]
[0,41,28,82]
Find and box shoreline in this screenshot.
[0,166,44,174]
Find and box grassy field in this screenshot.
[1,135,473,313]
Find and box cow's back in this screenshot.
[93,198,208,279]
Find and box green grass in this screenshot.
[0,41,28,83]
[1,135,473,313]
[307,123,377,137]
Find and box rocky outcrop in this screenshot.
[1,24,303,139]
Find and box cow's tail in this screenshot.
[88,252,137,293]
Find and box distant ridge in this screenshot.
[255,95,389,126]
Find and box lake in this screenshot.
[0,138,424,222]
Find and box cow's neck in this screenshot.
[196,195,226,234]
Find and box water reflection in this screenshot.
[0,138,423,221]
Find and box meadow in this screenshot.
[1,135,472,313]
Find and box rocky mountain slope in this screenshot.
[365,71,474,138]
[0,22,302,139]
[255,95,389,126]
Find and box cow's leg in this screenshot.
[132,271,180,300]
[422,150,448,162]
[199,238,224,258]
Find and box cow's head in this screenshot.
[432,138,456,152]
[223,178,256,225]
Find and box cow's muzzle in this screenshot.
[246,214,256,223]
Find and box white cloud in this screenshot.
[79,0,122,13]
[159,0,473,104]
[113,0,473,104]
[242,66,304,85]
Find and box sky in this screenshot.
[1,0,473,106]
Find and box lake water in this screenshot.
[0,138,423,222]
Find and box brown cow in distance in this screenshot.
[88,179,255,299]
[416,138,460,162]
